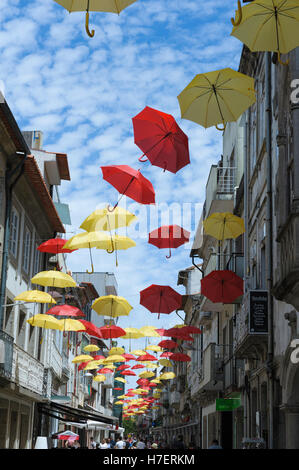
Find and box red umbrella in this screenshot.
[180,325,202,335]
[160,351,173,358]
[116,364,131,371]
[38,238,77,254]
[131,364,145,369]
[77,320,103,338]
[158,340,178,349]
[114,387,123,391]
[148,224,190,258]
[148,382,156,387]
[136,354,157,362]
[201,270,243,303]
[132,106,190,174]
[121,370,136,376]
[140,284,182,319]
[99,368,114,373]
[46,304,85,318]
[122,353,136,361]
[93,355,105,360]
[98,325,126,339]
[137,378,150,386]
[164,327,194,341]
[156,328,168,336]
[101,165,155,210]
[78,361,89,371]
[170,353,191,362]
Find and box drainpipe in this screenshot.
[243,116,249,442]
[265,51,274,449]
[0,152,28,330]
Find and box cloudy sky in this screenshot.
[0,0,243,385]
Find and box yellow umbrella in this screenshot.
[103,355,125,363]
[121,328,144,339]
[131,349,146,356]
[115,401,124,405]
[59,318,86,332]
[159,372,176,380]
[84,344,100,352]
[54,0,138,38]
[139,371,155,378]
[145,345,162,352]
[115,377,127,383]
[142,362,158,369]
[177,68,256,131]
[31,270,77,288]
[116,394,126,399]
[72,354,94,363]
[93,374,106,382]
[80,206,137,232]
[84,360,103,370]
[27,314,62,330]
[109,347,125,355]
[139,326,160,338]
[231,0,299,66]
[159,359,173,367]
[150,378,161,384]
[203,212,245,241]
[92,295,132,318]
[14,290,56,304]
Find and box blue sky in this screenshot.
[0,0,244,387]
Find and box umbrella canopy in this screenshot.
[121,328,144,339]
[140,284,182,318]
[148,225,190,259]
[60,318,88,332]
[131,364,145,369]
[109,347,125,355]
[160,351,174,358]
[179,325,202,335]
[201,269,244,303]
[54,0,138,37]
[104,355,126,363]
[14,290,57,304]
[27,314,63,330]
[138,371,155,378]
[203,212,245,240]
[83,344,100,352]
[159,359,173,367]
[31,270,77,288]
[158,340,178,349]
[46,304,85,317]
[136,353,157,362]
[146,345,162,352]
[99,368,114,374]
[177,68,256,131]
[159,372,176,380]
[57,430,79,441]
[121,370,136,376]
[93,374,106,382]
[37,238,76,254]
[164,327,195,341]
[231,0,299,65]
[170,353,191,362]
[77,320,103,338]
[80,206,137,232]
[116,364,131,371]
[72,354,94,363]
[138,326,160,337]
[101,165,155,208]
[115,377,127,383]
[122,353,136,361]
[92,295,132,318]
[98,325,126,339]
[131,349,146,356]
[132,106,190,173]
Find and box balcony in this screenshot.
[204,165,236,220]
[234,291,268,359]
[61,353,70,381]
[11,344,44,396]
[0,330,13,382]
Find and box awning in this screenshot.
[65,420,125,433]
[37,401,118,426]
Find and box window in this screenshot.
[9,208,19,258]
[250,105,257,174]
[260,246,266,289]
[17,310,26,349]
[258,77,265,149]
[34,244,40,275]
[22,228,31,274]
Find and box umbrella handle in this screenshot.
[86,263,94,274]
[277,51,289,66]
[216,122,226,131]
[85,11,95,37]
[166,247,172,259]
[139,155,148,162]
[231,0,242,26]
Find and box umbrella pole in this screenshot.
[85,0,95,37]
[108,175,136,212]
[86,243,94,274]
[231,0,242,26]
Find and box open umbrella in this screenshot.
[46,305,85,317]
[131,364,145,369]
[203,212,245,241]
[38,238,76,254]
[93,374,106,382]
[54,0,138,37]
[160,351,174,358]
[98,325,126,339]
[92,295,132,318]
[177,68,256,131]
[132,106,190,173]
[145,345,162,352]
[159,372,176,380]
[72,354,94,363]
[140,284,182,318]
[159,359,173,367]
[31,270,77,289]
[109,347,125,355]
[84,344,100,352]
[201,269,244,303]
[138,326,160,337]
[57,431,79,441]
[121,328,144,339]
[101,165,155,210]
[231,0,299,66]
[121,370,136,376]
[122,353,136,361]
[80,206,137,232]
[158,340,178,349]
[77,320,103,338]
[27,314,63,330]
[136,353,157,362]
[14,290,56,304]
[170,353,191,362]
[148,225,190,259]
[116,364,131,371]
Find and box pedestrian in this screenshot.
[151,442,158,449]
[110,437,116,449]
[73,440,80,449]
[136,438,146,449]
[90,436,97,449]
[172,434,185,449]
[115,436,126,449]
[100,438,109,449]
[208,439,222,449]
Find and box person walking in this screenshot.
[100,438,109,449]
[208,439,222,449]
[115,436,126,449]
[136,438,146,449]
[172,435,185,449]
[90,437,97,449]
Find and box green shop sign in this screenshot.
[216,398,241,411]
